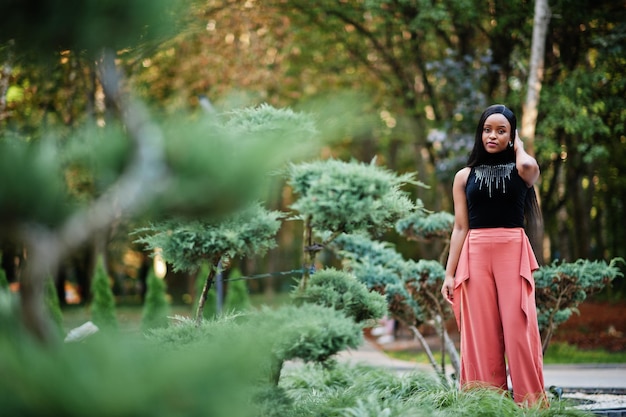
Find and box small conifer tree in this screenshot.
[224,268,250,313]
[134,202,283,323]
[535,257,624,353]
[44,276,64,336]
[90,255,118,331]
[141,268,170,331]
[286,158,424,289]
[331,232,459,380]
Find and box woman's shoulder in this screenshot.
[454,167,471,182]
[452,167,471,189]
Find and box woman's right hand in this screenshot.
[441,275,455,305]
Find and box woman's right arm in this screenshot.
[441,167,470,305]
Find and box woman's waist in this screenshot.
[467,227,527,242]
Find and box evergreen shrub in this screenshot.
[90,256,118,331]
[141,268,170,331]
[224,268,251,312]
[291,267,387,324]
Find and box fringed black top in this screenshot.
[466,151,528,229]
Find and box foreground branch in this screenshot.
[19,49,169,344]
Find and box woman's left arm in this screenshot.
[514,130,540,186]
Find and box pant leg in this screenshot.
[458,232,507,391]
[492,234,545,405]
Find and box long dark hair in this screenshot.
[467,104,544,261]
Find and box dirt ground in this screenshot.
[369,299,626,353]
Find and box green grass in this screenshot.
[63,291,625,366]
[543,342,626,364]
[385,342,626,365]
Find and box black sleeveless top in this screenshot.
[466,152,528,229]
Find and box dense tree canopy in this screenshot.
[1,0,625,298]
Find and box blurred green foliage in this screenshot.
[0,140,71,230]
[45,276,64,336]
[0,324,267,417]
[0,1,622,414]
[0,0,192,58]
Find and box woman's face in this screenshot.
[482,113,512,153]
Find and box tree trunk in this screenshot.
[433,315,461,379]
[408,324,444,380]
[521,0,550,150]
[195,261,217,324]
[521,0,551,263]
[20,235,63,345]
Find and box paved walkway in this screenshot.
[338,339,626,390]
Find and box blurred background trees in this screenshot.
[1,0,624,325]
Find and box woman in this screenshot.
[440,104,546,406]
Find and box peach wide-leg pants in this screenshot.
[452,228,546,406]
